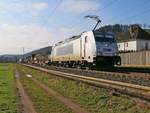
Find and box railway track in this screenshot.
[30,64,150,87]
[23,64,150,102]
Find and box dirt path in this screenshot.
[32,79,90,113]
[15,71,37,113]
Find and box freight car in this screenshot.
[51,30,121,68]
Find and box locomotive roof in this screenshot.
[55,35,81,46]
[54,30,116,46]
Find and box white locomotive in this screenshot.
[51,30,121,68]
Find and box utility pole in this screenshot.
[22,47,25,62]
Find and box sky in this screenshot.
[0,0,150,54]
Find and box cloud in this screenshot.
[0,23,83,54]
[50,26,84,44]
[58,0,99,14]
[0,1,49,16]
[32,2,49,10]
[0,24,51,54]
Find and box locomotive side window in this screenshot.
[145,42,148,49]
[56,44,73,56]
[85,36,88,43]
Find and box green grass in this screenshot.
[17,64,150,113]
[19,70,72,113]
[0,63,19,113]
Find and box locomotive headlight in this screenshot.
[97,52,102,56]
[114,52,118,56]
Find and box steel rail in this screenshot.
[23,64,150,101]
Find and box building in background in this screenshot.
[117,25,150,52]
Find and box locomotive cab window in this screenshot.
[85,36,88,43]
[95,35,115,42]
[126,43,128,47]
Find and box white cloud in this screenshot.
[0,0,99,54]
[0,2,49,16]
[32,2,48,10]
[0,24,51,54]
[50,26,84,44]
[59,0,99,14]
[29,11,40,17]
[0,23,83,54]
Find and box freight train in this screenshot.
[24,16,121,68]
[50,30,121,68]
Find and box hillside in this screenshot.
[0,46,52,62]
[0,54,22,62]
[98,24,150,42]
[145,29,150,34]
[99,24,129,33]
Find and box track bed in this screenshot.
[31,64,150,87]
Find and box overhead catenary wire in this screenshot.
[96,0,119,13]
[93,0,119,27]
[106,0,150,24]
[81,0,118,30]
[50,0,117,31]
[39,0,63,27]
[117,7,150,24]
[80,0,120,31]
[49,0,63,17]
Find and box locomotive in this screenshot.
[50,30,121,68]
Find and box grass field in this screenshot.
[19,68,73,113]
[17,64,150,113]
[0,63,149,113]
[0,63,73,113]
[0,63,19,113]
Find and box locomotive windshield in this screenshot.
[94,32,115,42]
[95,35,115,42]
